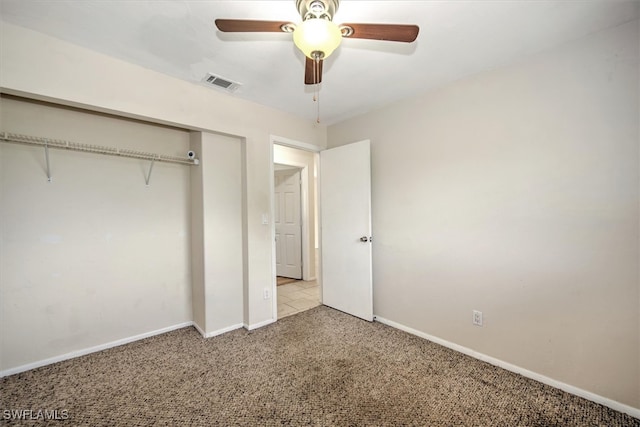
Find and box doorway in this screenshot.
[270,137,374,323]
[272,142,320,319]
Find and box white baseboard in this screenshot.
[2,319,253,377]
[0,321,193,378]
[195,323,244,338]
[245,318,275,330]
[373,315,640,419]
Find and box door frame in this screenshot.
[269,135,321,320]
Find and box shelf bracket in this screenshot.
[44,140,52,183]
[145,156,156,186]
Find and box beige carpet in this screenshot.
[1,306,638,426]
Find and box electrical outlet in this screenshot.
[263,288,270,300]
[473,310,483,326]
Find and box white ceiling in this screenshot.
[1,0,638,125]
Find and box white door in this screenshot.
[274,169,302,279]
[320,140,373,321]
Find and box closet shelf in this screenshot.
[0,131,199,166]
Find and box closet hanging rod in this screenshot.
[0,131,199,166]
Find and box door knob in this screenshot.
[360,236,369,242]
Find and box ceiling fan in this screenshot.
[215,0,419,85]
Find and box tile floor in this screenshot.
[277,279,321,319]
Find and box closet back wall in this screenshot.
[0,95,192,371]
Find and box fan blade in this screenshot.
[304,57,323,85]
[340,23,419,43]
[215,19,293,33]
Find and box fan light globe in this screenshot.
[293,18,342,59]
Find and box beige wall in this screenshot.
[273,144,318,280]
[328,20,640,409]
[0,96,192,370]
[191,131,244,335]
[190,133,206,331]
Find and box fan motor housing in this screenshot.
[296,0,339,21]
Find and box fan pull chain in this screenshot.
[316,88,320,123]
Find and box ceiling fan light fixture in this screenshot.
[293,18,342,59]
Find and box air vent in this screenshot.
[202,73,241,92]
